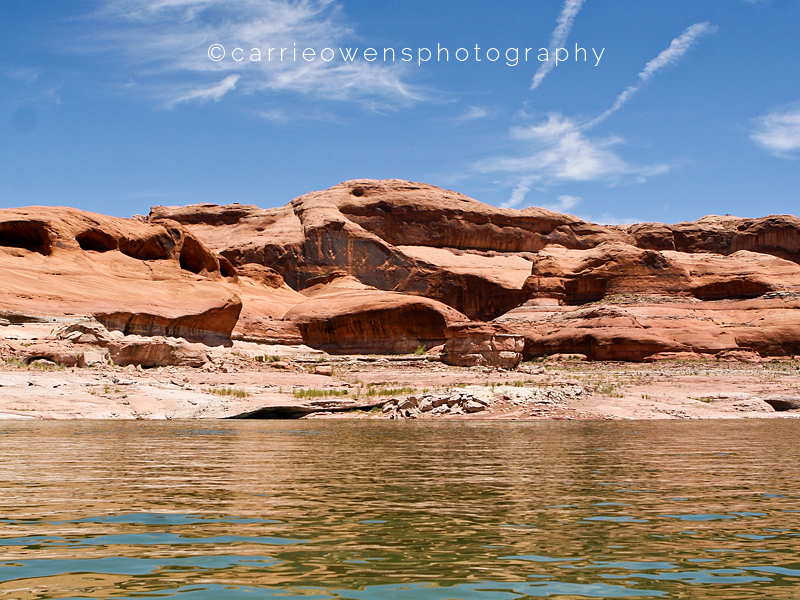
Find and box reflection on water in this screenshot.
[1,420,799,599]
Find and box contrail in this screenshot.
[531,0,586,90]
[588,22,715,128]
[502,176,537,208]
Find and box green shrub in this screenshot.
[293,388,349,399]
[206,386,251,398]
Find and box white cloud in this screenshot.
[92,0,417,108]
[541,194,582,213]
[479,113,668,185]
[257,108,289,125]
[167,73,239,106]
[458,106,490,122]
[480,21,714,201]
[591,213,640,225]
[590,22,715,127]
[4,68,41,84]
[751,107,800,157]
[531,0,586,90]
[501,176,537,208]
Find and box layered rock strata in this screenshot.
[4,180,800,363]
[443,322,524,368]
[0,207,241,345]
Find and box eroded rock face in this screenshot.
[333,179,622,252]
[93,302,241,346]
[498,297,800,361]
[443,322,524,368]
[0,207,226,271]
[0,207,242,345]
[628,215,800,263]
[523,244,800,305]
[153,180,800,325]
[152,180,623,320]
[6,182,800,362]
[283,277,467,354]
[524,242,692,303]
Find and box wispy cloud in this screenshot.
[531,0,586,90]
[589,22,716,127]
[4,67,41,84]
[589,212,641,225]
[458,106,490,122]
[483,21,714,203]
[751,106,800,158]
[501,176,538,208]
[90,0,417,108]
[542,194,582,213]
[479,113,668,186]
[258,108,289,125]
[167,73,240,107]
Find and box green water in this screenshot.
[1,420,799,599]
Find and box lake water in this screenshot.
[1,420,799,599]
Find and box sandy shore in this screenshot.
[2,322,799,421]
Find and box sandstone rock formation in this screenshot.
[442,322,524,368]
[50,320,209,367]
[497,296,800,361]
[4,180,800,363]
[108,336,209,368]
[150,180,624,320]
[282,276,467,354]
[523,243,800,304]
[0,207,241,345]
[629,215,800,263]
[228,264,306,345]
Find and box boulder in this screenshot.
[443,322,524,368]
[715,349,762,363]
[106,336,209,368]
[464,400,488,413]
[54,319,119,345]
[77,348,111,368]
[22,342,80,367]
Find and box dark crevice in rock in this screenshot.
[119,234,173,261]
[179,236,219,274]
[0,220,51,255]
[228,399,389,419]
[76,229,118,253]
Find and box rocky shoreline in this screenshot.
[2,322,799,421]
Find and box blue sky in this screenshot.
[2,0,799,223]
